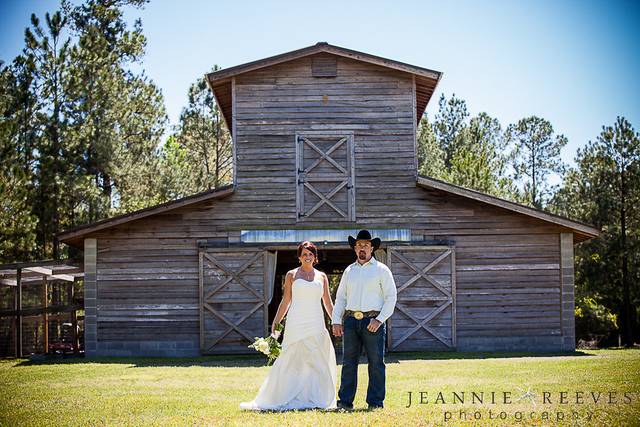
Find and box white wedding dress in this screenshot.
[240,275,337,411]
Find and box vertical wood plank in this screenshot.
[83,238,97,357]
[69,282,78,354]
[15,268,22,358]
[231,77,237,187]
[412,74,418,179]
[42,276,48,354]
[451,247,457,348]
[295,134,302,221]
[386,248,394,350]
[198,250,204,353]
[560,233,575,351]
[349,134,356,222]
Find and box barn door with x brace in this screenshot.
[296,132,355,222]
[387,246,456,351]
[198,249,276,354]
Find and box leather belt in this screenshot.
[344,310,380,320]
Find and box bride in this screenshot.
[240,241,337,411]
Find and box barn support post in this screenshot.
[15,268,22,358]
[42,276,48,354]
[198,250,204,353]
[560,233,576,351]
[84,238,97,356]
[68,282,79,354]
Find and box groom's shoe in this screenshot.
[367,404,383,410]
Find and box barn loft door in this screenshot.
[199,249,276,354]
[387,246,456,351]
[296,133,355,222]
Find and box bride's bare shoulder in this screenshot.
[286,269,298,279]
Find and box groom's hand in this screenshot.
[332,324,343,337]
[367,319,382,333]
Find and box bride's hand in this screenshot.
[367,319,382,333]
[332,324,343,337]
[271,323,281,338]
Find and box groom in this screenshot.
[332,230,397,410]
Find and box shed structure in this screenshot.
[57,42,599,357]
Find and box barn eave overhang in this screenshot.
[56,185,235,248]
[416,176,600,244]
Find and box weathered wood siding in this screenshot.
[232,53,417,226]
[89,189,570,355]
[84,54,576,355]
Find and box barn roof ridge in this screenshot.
[416,175,600,242]
[206,42,443,131]
[206,42,443,83]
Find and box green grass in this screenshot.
[1,349,639,426]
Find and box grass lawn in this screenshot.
[1,349,639,426]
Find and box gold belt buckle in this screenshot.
[353,311,364,320]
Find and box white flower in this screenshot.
[257,340,270,354]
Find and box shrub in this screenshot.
[575,296,618,348]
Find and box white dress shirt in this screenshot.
[332,256,397,325]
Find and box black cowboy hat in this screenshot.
[348,229,381,251]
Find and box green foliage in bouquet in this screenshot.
[248,323,284,365]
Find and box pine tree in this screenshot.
[0,62,38,262]
[418,94,517,200]
[23,11,72,258]
[433,94,469,169]
[171,66,232,193]
[551,117,640,346]
[447,112,515,197]
[416,115,446,179]
[63,0,167,217]
[506,116,567,209]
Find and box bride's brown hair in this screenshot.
[297,241,319,265]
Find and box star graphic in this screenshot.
[515,386,537,407]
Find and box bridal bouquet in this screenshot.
[248,322,284,365]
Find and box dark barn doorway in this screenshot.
[268,248,356,350]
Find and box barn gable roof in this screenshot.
[417,176,600,243]
[56,185,234,247]
[57,178,599,247]
[206,42,443,132]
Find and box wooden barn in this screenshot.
[56,42,599,357]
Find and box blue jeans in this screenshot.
[337,316,386,408]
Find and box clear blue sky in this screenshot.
[2,0,639,170]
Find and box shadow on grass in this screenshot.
[242,407,373,414]
[7,349,597,369]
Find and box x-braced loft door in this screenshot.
[199,249,276,354]
[296,133,355,222]
[387,246,456,351]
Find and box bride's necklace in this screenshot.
[299,267,314,281]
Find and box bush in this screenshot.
[575,296,618,348]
